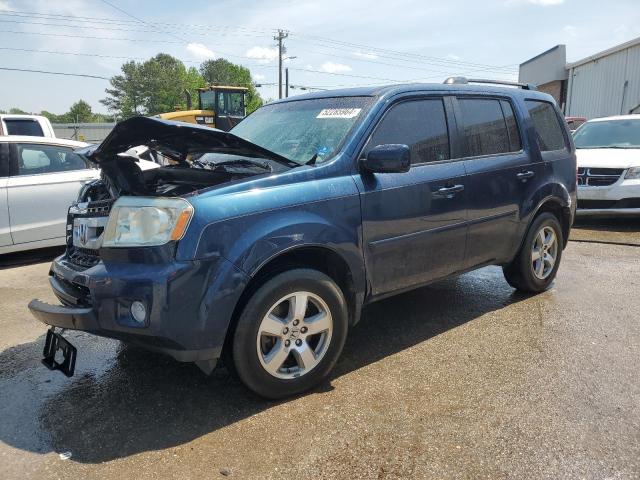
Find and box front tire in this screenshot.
[503,212,563,293]
[231,269,348,399]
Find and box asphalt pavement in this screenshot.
[0,221,638,479]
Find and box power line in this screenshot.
[0,10,275,35]
[0,8,517,73]
[0,66,109,80]
[0,17,266,40]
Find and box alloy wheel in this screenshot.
[531,226,558,280]
[256,291,333,379]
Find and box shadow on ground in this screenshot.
[0,247,65,271]
[0,267,529,464]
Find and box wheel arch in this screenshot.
[522,191,572,251]
[221,244,365,363]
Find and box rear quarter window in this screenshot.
[526,100,566,151]
[4,119,44,137]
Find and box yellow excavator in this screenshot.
[158,85,248,131]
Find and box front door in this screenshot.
[353,97,468,298]
[0,143,11,247]
[7,142,96,245]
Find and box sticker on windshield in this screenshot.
[316,108,362,119]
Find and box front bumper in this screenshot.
[577,176,640,216]
[29,252,248,363]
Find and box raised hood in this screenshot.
[79,116,296,167]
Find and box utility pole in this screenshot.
[274,29,288,99]
[285,68,289,98]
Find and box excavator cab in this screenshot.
[158,86,247,131]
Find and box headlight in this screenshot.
[102,197,193,248]
[625,167,640,179]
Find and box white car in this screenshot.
[574,115,640,216]
[0,136,158,254]
[0,114,56,137]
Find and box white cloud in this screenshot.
[353,50,378,60]
[246,46,279,63]
[252,73,266,81]
[527,0,564,5]
[446,54,461,61]
[0,1,10,11]
[186,43,216,60]
[563,25,577,37]
[505,0,563,5]
[319,61,352,73]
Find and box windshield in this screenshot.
[573,119,640,149]
[230,96,374,165]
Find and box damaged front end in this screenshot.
[66,116,295,268]
[31,116,295,371]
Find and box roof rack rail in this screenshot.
[443,76,537,91]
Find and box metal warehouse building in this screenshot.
[519,36,640,119]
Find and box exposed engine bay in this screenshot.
[64,116,298,268]
[75,115,297,203]
[78,157,265,203]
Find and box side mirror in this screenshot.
[360,144,411,174]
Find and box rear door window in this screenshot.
[365,98,450,164]
[525,100,566,151]
[458,98,517,157]
[4,119,44,137]
[15,144,87,175]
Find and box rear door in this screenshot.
[454,96,540,268]
[0,143,11,247]
[7,142,97,244]
[354,96,468,297]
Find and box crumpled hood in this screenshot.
[77,116,296,167]
[576,148,640,169]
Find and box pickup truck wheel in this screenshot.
[232,269,348,399]
[503,212,563,293]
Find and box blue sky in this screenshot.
[0,0,639,114]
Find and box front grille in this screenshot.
[577,167,624,187]
[66,199,114,268]
[68,247,101,268]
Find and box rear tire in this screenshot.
[503,212,563,293]
[231,269,348,399]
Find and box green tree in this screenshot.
[9,107,29,114]
[199,58,263,113]
[101,60,145,118]
[40,110,63,123]
[101,54,207,118]
[66,100,93,122]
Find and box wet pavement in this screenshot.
[0,224,638,479]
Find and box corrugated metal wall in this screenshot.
[566,42,640,118]
[52,123,115,143]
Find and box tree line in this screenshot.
[2,54,264,123]
[101,54,264,118]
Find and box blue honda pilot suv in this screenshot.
[29,79,576,398]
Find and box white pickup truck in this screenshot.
[0,114,56,137]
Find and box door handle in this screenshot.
[516,170,535,181]
[433,184,464,198]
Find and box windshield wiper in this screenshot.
[209,158,273,172]
[305,154,318,166]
